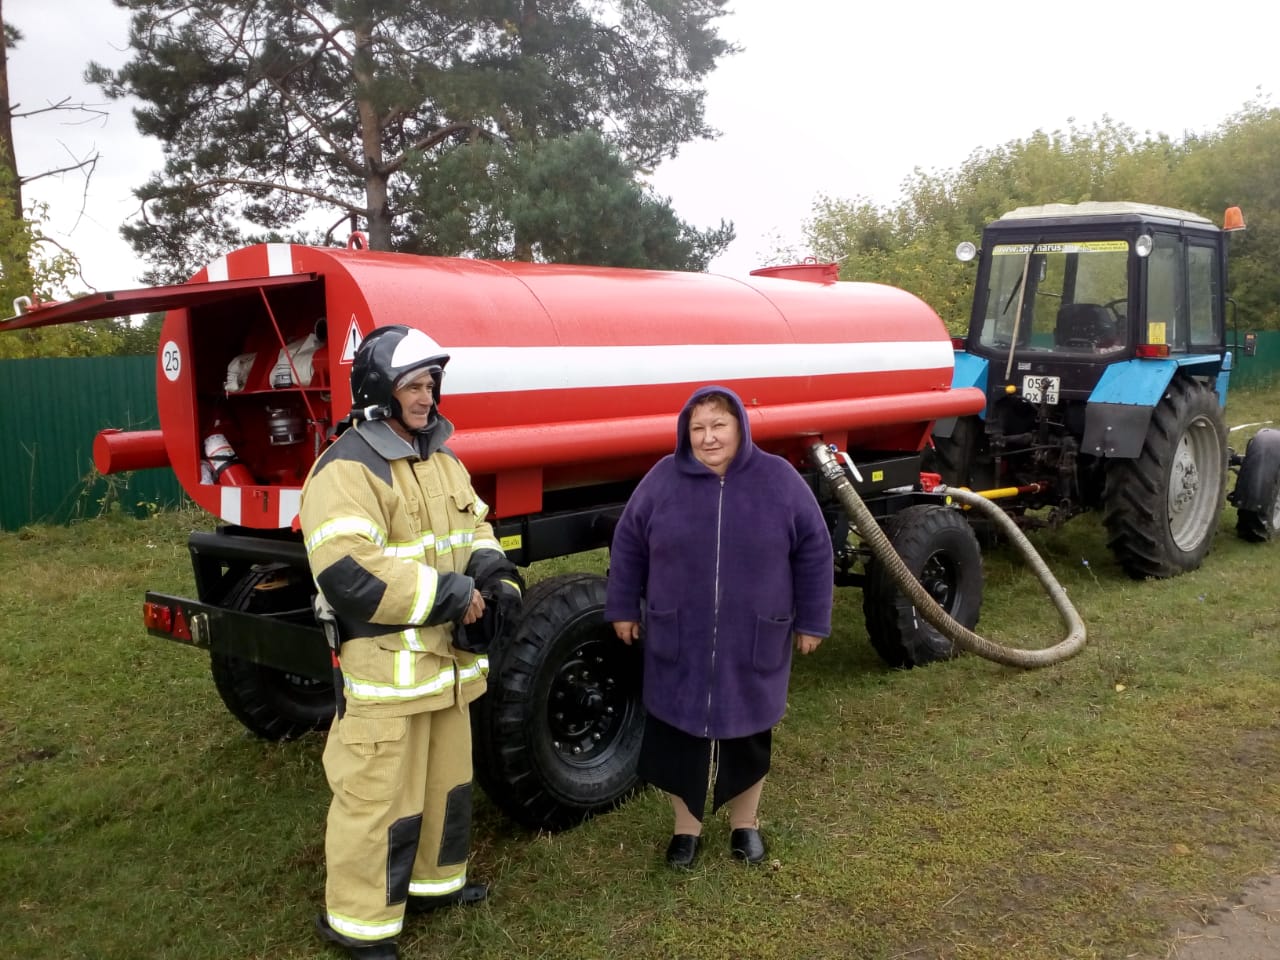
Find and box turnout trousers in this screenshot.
[321,702,474,944]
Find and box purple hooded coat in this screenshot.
[604,385,834,740]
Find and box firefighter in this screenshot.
[300,324,519,960]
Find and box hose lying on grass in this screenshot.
[809,443,1087,668]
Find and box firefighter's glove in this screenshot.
[454,553,525,655]
[466,551,525,596]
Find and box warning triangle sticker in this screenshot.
[341,318,362,364]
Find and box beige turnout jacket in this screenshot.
[299,417,501,717]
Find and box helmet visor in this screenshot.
[394,363,444,392]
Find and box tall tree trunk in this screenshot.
[0,0,24,214]
[351,21,391,250]
[0,0,33,298]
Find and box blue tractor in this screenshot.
[929,202,1280,588]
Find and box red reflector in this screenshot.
[1135,343,1170,358]
[143,601,173,632]
[950,336,967,350]
[171,607,191,641]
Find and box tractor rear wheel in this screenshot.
[862,504,983,668]
[209,566,335,740]
[1103,378,1227,578]
[471,573,644,832]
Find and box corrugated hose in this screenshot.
[809,443,1087,668]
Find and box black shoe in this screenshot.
[730,827,767,864]
[406,882,489,914]
[665,833,701,869]
[315,914,399,959]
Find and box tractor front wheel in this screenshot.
[1103,377,1227,578]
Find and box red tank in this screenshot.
[6,241,983,527]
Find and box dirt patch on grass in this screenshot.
[1154,871,1280,959]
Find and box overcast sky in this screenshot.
[7,1,1279,296]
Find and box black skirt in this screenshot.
[636,713,772,822]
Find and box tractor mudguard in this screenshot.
[1232,427,1280,513]
[1082,355,1225,459]
[934,352,990,438]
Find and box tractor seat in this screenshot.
[1054,303,1116,349]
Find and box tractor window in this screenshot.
[979,241,1129,356]
[1147,234,1186,353]
[1187,242,1220,348]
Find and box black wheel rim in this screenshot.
[545,625,638,768]
[919,551,958,611]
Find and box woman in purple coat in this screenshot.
[605,385,834,868]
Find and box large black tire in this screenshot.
[862,504,983,668]
[1235,430,1280,543]
[209,566,335,740]
[1237,476,1280,542]
[471,573,644,832]
[1103,378,1228,579]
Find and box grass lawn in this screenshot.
[3,385,1280,960]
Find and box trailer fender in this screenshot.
[1083,355,1224,459]
[934,352,990,438]
[1232,427,1280,514]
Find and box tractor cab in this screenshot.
[958,201,1237,412]
[934,202,1251,579]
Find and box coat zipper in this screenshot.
[704,475,725,737]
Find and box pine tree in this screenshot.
[90,0,736,279]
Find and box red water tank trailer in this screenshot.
[8,241,982,529]
[4,243,989,831]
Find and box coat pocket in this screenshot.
[645,606,681,664]
[325,715,408,802]
[752,614,794,672]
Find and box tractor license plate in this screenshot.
[1022,375,1060,404]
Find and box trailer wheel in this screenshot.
[1104,378,1227,578]
[471,573,644,832]
[209,567,335,740]
[862,504,983,668]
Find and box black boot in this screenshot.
[315,913,399,959]
[406,882,489,914]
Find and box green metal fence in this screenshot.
[1230,330,1280,391]
[4,337,1280,532]
[0,357,184,531]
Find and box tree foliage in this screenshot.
[92,0,736,281]
[0,187,131,358]
[404,130,732,269]
[802,101,1280,330]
